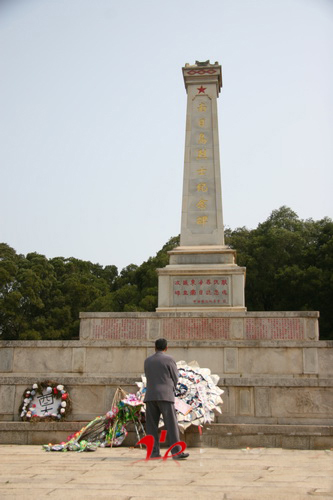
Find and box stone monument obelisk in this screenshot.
[157,61,246,312]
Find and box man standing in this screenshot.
[144,338,189,460]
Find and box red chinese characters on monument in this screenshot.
[92,319,147,340]
[173,276,230,307]
[245,318,304,340]
[162,318,230,340]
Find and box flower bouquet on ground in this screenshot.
[136,360,224,431]
[43,388,145,452]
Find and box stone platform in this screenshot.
[79,311,319,341]
[1,421,332,450]
[1,311,332,448]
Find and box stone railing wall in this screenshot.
[79,311,319,341]
[1,339,332,425]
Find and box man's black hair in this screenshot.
[155,338,168,351]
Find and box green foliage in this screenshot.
[0,236,180,340]
[1,212,332,340]
[225,206,333,340]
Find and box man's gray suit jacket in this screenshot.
[144,351,179,402]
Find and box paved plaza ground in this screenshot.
[0,444,332,499]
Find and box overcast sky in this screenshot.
[1,0,332,271]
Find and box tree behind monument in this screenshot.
[0,209,332,339]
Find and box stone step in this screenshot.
[1,421,332,450]
[184,423,333,450]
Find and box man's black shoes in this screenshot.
[149,452,189,460]
[172,452,189,460]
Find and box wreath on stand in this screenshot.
[19,381,71,422]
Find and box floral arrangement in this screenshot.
[19,381,71,422]
[43,393,144,452]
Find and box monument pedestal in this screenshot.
[157,246,246,312]
[2,310,332,449]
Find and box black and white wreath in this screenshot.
[136,360,224,431]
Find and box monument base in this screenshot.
[1,311,332,449]
[157,246,246,312]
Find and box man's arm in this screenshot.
[168,359,179,391]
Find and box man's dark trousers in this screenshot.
[146,401,181,456]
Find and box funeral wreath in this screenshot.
[19,381,71,422]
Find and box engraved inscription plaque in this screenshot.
[173,275,230,306]
[91,318,147,340]
[162,317,230,339]
[245,318,304,340]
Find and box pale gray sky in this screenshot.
[1,0,332,271]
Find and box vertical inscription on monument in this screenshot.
[187,94,217,234]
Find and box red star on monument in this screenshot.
[197,86,206,93]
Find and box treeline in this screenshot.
[0,207,332,340]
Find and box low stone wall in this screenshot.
[1,310,332,448]
[79,311,319,341]
[1,339,332,424]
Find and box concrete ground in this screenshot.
[0,445,332,500]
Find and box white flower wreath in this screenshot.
[19,381,71,422]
